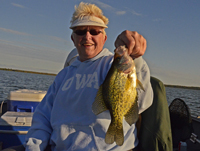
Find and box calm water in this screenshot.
[0,70,199,117]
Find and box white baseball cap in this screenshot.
[70,16,108,29]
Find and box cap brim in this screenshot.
[70,16,108,29]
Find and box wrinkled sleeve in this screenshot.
[134,57,153,114]
[24,81,57,151]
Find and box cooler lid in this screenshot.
[0,111,33,126]
[8,89,46,102]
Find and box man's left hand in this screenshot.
[115,30,147,59]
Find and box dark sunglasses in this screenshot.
[74,29,103,36]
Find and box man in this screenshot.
[24,2,153,151]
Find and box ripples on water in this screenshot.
[0,70,199,117]
[166,87,200,117]
[0,70,55,102]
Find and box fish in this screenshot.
[92,45,144,146]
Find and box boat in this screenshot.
[186,116,200,151]
[0,89,46,150]
[0,86,199,150]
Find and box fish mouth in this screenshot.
[114,48,126,59]
[114,46,135,74]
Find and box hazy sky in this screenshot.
[0,0,200,87]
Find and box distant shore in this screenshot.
[1,68,200,90]
[0,68,57,76]
[164,84,200,90]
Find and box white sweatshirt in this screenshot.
[25,48,153,151]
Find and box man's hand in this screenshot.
[115,30,147,59]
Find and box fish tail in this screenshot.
[115,125,124,146]
[105,122,124,146]
[105,122,115,144]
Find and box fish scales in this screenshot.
[92,45,143,146]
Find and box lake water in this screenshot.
[0,70,199,117]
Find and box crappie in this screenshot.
[92,45,144,146]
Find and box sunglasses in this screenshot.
[74,29,103,36]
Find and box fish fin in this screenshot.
[105,122,124,146]
[124,101,139,126]
[105,122,115,144]
[115,126,124,146]
[92,85,108,115]
[136,79,145,91]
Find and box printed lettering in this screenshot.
[87,72,99,89]
[62,77,74,91]
[62,72,99,91]
[76,74,92,90]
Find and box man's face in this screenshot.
[71,26,107,62]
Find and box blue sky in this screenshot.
[0,0,200,87]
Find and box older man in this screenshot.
[24,2,153,151]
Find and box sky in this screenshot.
[0,0,200,87]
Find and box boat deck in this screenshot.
[187,116,200,151]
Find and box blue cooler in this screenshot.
[0,111,33,149]
[7,89,46,112]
